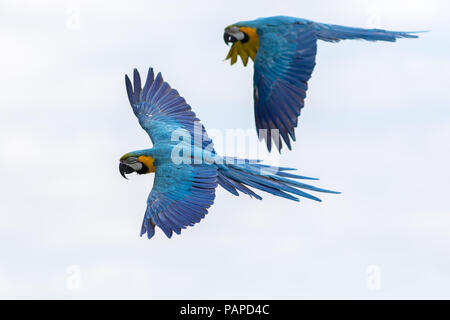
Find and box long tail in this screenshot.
[314,22,425,43]
[216,158,339,202]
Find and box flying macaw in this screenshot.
[119,68,339,239]
[223,16,422,152]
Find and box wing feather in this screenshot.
[253,22,317,152]
[125,68,219,239]
[125,68,213,149]
[141,163,217,239]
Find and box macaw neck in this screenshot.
[126,145,220,168]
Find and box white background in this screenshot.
[1,0,449,299]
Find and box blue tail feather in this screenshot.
[217,159,339,202]
[315,22,425,43]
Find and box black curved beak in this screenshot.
[119,163,135,179]
[223,31,237,46]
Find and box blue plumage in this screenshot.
[123,68,339,239]
[227,16,423,152]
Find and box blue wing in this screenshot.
[253,22,317,152]
[125,68,218,239]
[141,163,218,239]
[249,16,421,152]
[125,68,213,150]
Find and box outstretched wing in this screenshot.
[125,68,213,149]
[125,68,218,239]
[141,163,218,239]
[253,22,317,152]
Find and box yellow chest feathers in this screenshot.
[226,27,259,66]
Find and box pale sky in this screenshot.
[1,0,450,299]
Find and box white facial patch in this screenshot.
[227,26,245,41]
[129,162,143,171]
[124,157,143,171]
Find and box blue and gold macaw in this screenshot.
[119,68,339,239]
[223,16,422,152]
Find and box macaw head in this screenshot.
[119,151,155,179]
[223,25,250,45]
[223,24,259,66]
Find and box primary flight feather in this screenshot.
[120,67,339,239]
[223,15,422,152]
